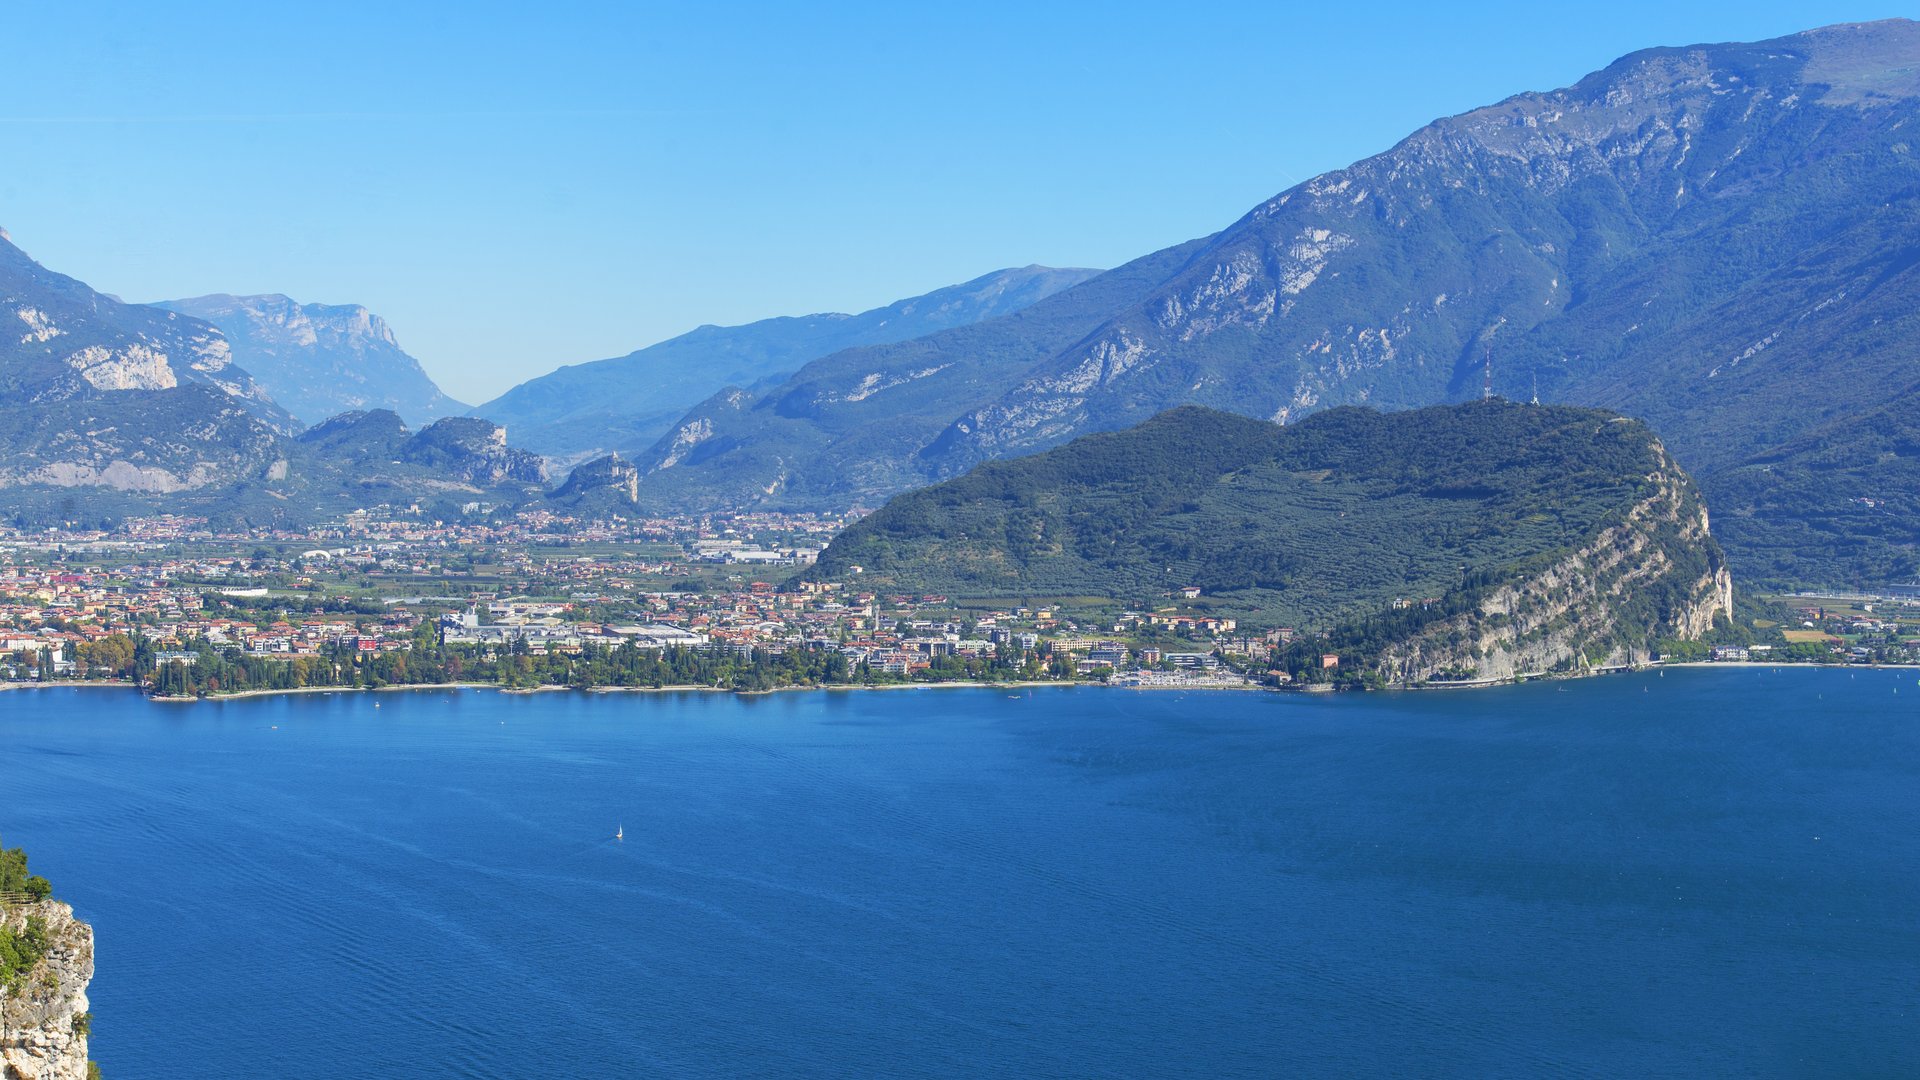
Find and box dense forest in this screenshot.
[807,401,1705,630]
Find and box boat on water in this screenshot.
[616,824,624,841]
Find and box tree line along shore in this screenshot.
[0,630,1901,703]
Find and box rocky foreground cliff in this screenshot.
[0,899,93,1080]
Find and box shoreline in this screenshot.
[0,660,1893,706]
[187,682,500,702]
[7,678,1151,704]
[0,680,132,692]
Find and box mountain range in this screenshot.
[154,294,467,428]
[0,232,1091,524]
[617,19,1920,588]
[0,233,551,523]
[472,264,1100,460]
[1,20,1917,592]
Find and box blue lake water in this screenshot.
[2,669,1916,1077]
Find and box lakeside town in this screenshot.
[2,508,1918,699]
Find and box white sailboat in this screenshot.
[616,823,624,841]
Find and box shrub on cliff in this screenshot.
[0,914,49,991]
[0,844,51,902]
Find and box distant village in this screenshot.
[0,509,1259,692]
[0,508,1917,695]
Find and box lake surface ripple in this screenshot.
[2,669,1914,1077]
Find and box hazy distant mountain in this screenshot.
[0,229,292,495]
[476,265,1100,459]
[628,19,1920,588]
[154,294,466,428]
[0,235,549,524]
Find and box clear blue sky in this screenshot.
[1,2,1905,402]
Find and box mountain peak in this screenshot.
[154,293,464,427]
[1791,18,1920,105]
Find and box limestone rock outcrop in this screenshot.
[0,900,93,1080]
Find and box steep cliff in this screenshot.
[0,900,94,1080]
[0,231,291,494]
[1371,453,1733,684]
[551,452,641,507]
[155,293,466,428]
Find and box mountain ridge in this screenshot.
[154,292,467,428]
[627,18,1920,588]
[0,231,293,494]
[478,264,1100,460]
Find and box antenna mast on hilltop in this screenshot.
[1483,344,1493,401]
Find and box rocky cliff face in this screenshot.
[1374,447,1733,685]
[156,294,466,428]
[552,452,640,504]
[0,232,292,493]
[0,901,93,1080]
[928,20,1920,467]
[400,418,546,487]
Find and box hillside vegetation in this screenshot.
[0,844,52,990]
[808,402,1727,641]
